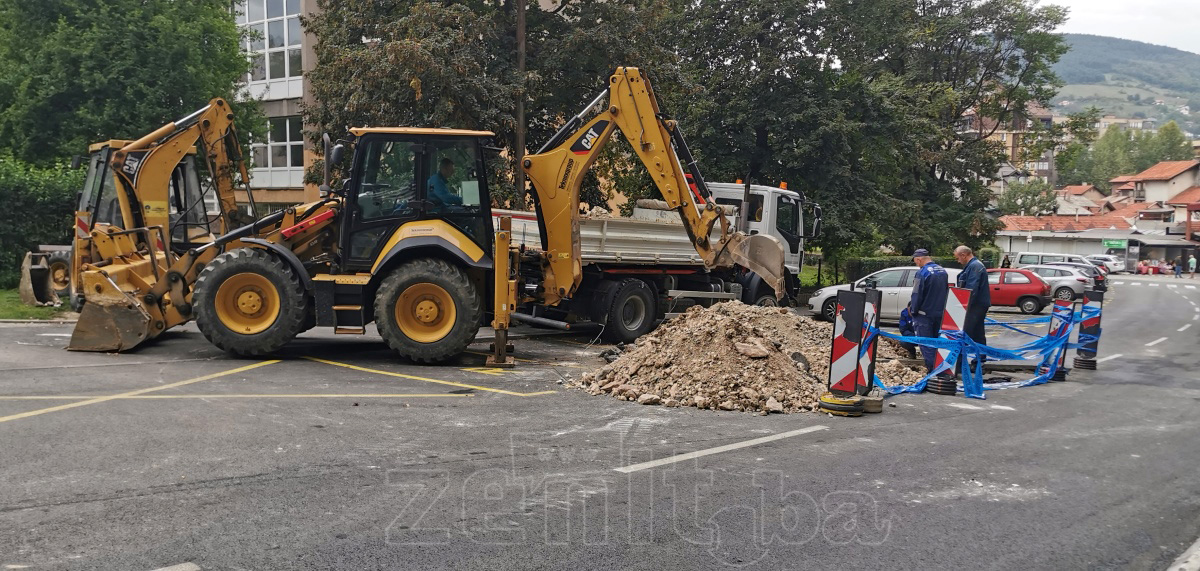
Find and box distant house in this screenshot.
[1130,160,1200,204]
[1058,184,1106,203]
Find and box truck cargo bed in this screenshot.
[494,209,716,267]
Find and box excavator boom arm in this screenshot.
[523,67,786,306]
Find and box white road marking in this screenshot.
[1187,285,1197,289]
[151,564,202,571]
[1150,283,1160,287]
[1145,337,1169,347]
[990,405,1016,411]
[36,333,71,337]
[1170,531,1200,571]
[1097,353,1123,363]
[1131,282,1141,286]
[1181,324,1193,332]
[613,425,829,473]
[1113,281,1125,285]
[946,403,984,410]
[1194,314,1199,321]
[1170,284,1178,288]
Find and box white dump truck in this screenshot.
[494,182,821,342]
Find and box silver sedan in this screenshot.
[1022,264,1092,300]
[808,266,962,321]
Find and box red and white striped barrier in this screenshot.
[856,289,882,395]
[933,287,972,372]
[828,290,866,397]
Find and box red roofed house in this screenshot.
[1131,160,1199,204]
[1059,183,1106,203]
[1109,175,1137,198]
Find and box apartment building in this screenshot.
[236,0,319,211]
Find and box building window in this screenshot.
[238,0,302,83]
[251,116,305,173]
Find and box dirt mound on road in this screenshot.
[573,302,923,413]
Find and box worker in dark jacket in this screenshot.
[955,245,991,373]
[909,249,948,373]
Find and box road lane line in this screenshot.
[1188,285,1197,289]
[0,360,280,424]
[1150,283,1160,287]
[1145,337,1169,347]
[1113,281,1125,285]
[1170,284,1178,288]
[1179,324,1192,332]
[613,425,829,473]
[1131,282,1141,286]
[0,393,473,400]
[304,357,555,397]
[1097,353,1123,363]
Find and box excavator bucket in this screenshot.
[17,252,60,306]
[719,233,788,299]
[67,286,152,352]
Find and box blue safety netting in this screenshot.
[861,305,1101,400]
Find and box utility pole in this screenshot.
[514,0,527,209]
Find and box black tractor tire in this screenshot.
[194,248,310,356]
[821,298,838,322]
[1054,287,1075,301]
[601,278,656,344]
[1018,296,1043,315]
[46,251,72,297]
[374,258,483,364]
[69,289,86,313]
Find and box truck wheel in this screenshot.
[601,278,655,343]
[46,251,71,297]
[194,248,310,356]
[1018,296,1043,315]
[1054,287,1075,301]
[375,258,482,364]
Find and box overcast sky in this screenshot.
[1049,0,1200,55]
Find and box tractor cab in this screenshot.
[337,128,497,273]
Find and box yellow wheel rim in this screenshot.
[49,261,70,290]
[395,283,456,343]
[214,272,280,334]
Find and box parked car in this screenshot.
[808,266,962,321]
[1022,264,1092,300]
[1046,261,1107,292]
[1087,254,1125,274]
[1013,252,1107,273]
[986,268,1052,314]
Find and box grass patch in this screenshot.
[0,289,70,320]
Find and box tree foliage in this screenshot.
[0,0,260,164]
[1058,120,1194,189]
[996,179,1057,216]
[304,0,1072,257]
[0,156,84,287]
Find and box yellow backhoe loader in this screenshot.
[66,98,277,351]
[190,67,792,364]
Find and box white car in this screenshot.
[808,266,963,321]
[1086,254,1125,274]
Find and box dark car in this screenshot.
[986,268,1052,314]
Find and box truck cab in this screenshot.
[706,183,813,278]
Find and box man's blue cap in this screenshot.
[911,248,930,257]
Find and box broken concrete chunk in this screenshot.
[637,394,661,405]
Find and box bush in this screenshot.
[843,256,963,282]
[0,156,83,288]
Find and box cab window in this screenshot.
[425,139,488,245]
[93,160,124,228]
[357,140,419,220]
[1017,254,1039,265]
[775,196,799,235]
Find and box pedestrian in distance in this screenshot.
[955,245,991,373]
[1175,257,1184,279]
[1190,254,1196,279]
[1000,255,1012,268]
[909,249,949,376]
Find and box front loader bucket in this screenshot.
[17,252,60,306]
[719,233,788,299]
[67,291,153,352]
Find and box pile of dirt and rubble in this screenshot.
[573,302,926,413]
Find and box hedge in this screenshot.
[0,156,83,288]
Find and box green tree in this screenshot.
[0,0,260,164]
[1089,125,1134,191]
[0,156,84,287]
[996,179,1057,216]
[1151,120,1194,162]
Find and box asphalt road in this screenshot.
[1,274,1198,570]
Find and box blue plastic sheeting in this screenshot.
[865,305,1101,400]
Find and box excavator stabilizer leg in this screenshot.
[719,233,788,300]
[67,286,153,352]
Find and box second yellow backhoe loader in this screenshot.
[189,67,797,364]
[64,98,332,351]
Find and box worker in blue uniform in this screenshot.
[954,245,991,373]
[909,249,948,374]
